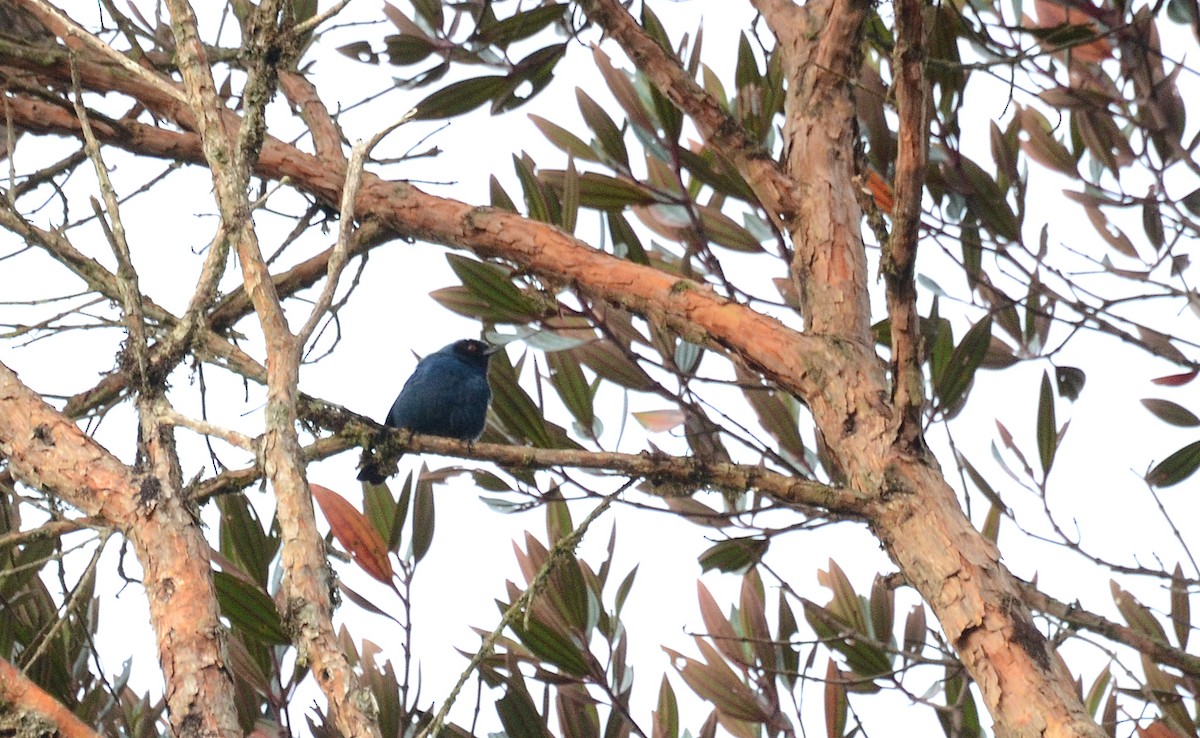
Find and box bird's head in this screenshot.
[447,339,500,369]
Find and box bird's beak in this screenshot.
[484,344,505,356]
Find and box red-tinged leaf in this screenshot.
[903,605,926,656]
[213,571,289,645]
[1142,399,1200,427]
[557,685,601,738]
[740,569,771,668]
[1171,564,1190,650]
[634,409,686,432]
[338,581,403,625]
[1152,370,1199,386]
[1138,721,1187,738]
[592,45,655,133]
[818,560,868,634]
[697,581,747,667]
[1084,205,1139,258]
[383,1,431,37]
[667,641,771,722]
[1037,371,1057,476]
[1147,440,1200,488]
[1018,105,1078,176]
[412,75,508,120]
[311,484,396,586]
[653,676,679,738]
[825,660,848,738]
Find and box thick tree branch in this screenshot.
[0,656,104,738]
[579,0,803,232]
[162,1,379,734]
[0,361,240,738]
[882,0,930,443]
[778,0,874,340]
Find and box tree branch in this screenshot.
[579,0,804,232]
[882,0,931,444]
[0,656,104,738]
[0,360,240,737]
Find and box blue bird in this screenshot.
[358,339,498,483]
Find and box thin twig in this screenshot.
[297,110,414,345]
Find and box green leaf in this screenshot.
[698,537,768,573]
[1147,439,1200,488]
[529,115,600,163]
[430,285,530,322]
[1055,366,1086,401]
[1171,564,1190,650]
[577,89,629,169]
[561,157,580,234]
[1112,582,1168,645]
[493,44,567,113]
[384,33,436,65]
[411,469,435,563]
[513,153,557,223]
[933,316,992,414]
[446,253,542,322]
[509,614,591,677]
[489,348,557,448]
[1036,370,1057,476]
[697,206,764,252]
[213,572,289,645]
[569,339,657,391]
[497,677,555,738]
[1141,398,1200,427]
[654,676,679,738]
[539,170,659,209]
[412,76,508,119]
[475,3,567,46]
[547,348,595,434]
[218,495,275,587]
